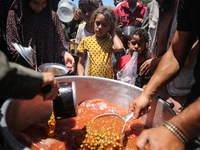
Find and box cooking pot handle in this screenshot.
[155,95,174,108]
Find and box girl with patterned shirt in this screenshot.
[77,7,124,79]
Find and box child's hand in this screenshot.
[74,9,81,21]
[63,51,75,72]
[140,58,159,75]
[109,27,116,37]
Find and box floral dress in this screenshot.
[78,36,114,79]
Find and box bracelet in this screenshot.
[162,121,188,144]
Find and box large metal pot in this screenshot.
[0,76,176,150]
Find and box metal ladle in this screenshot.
[93,112,134,134]
[92,111,134,146]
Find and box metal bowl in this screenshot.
[38,63,69,76]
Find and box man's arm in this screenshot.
[0,51,59,100]
[129,30,197,119]
[170,97,200,140]
[143,31,195,98]
[136,97,200,150]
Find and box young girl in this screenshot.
[75,0,100,44]
[114,28,150,87]
[77,6,124,79]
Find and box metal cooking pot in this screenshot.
[0,76,176,150]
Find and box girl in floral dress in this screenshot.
[77,6,124,79]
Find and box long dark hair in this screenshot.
[89,6,117,33]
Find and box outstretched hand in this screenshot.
[128,93,152,119]
[140,58,160,75]
[74,9,81,21]
[63,51,75,72]
[136,126,184,150]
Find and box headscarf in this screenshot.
[6,0,67,69]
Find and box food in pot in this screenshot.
[46,111,56,137]
[13,99,149,150]
[80,116,125,149]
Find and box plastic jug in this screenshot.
[57,0,77,22]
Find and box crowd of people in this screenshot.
[0,0,200,149]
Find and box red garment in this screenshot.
[114,1,146,26]
[114,55,131,74]
[114,54,145,74]
[112,7,116,11]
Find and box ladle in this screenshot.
[93,112,134,135]
[86,112,133,148]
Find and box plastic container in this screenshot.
[57,0,77,22]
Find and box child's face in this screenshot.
[81,4,97,23]
[128,35,146,56]
[94,14,112,38]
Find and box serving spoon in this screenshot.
[93,112,134,135]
